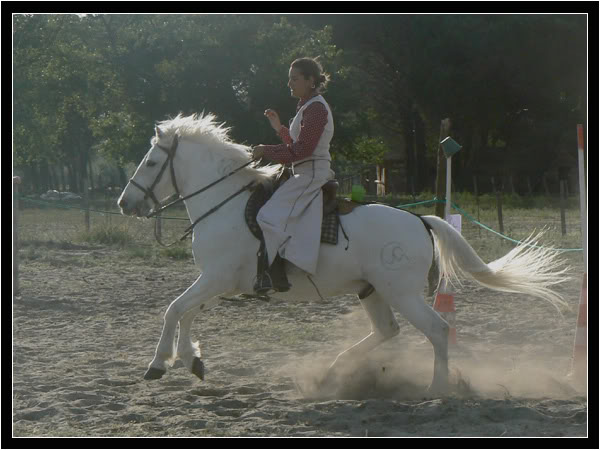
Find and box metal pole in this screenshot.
[445,155,452,220]
[435,119,451,218]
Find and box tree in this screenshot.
[14,14,586,196]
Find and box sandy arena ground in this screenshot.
[13,245,587,437]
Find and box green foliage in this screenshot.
[13,14,587,196]
[348,136,390,165]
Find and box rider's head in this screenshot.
[288,57,330,99]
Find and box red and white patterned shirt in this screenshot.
[262,94,329,164]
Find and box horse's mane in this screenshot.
[154,113,281,181]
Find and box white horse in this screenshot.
[117,113,569,392]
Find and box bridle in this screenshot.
[128,134,181,213]
[127,134,257,246]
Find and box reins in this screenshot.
[146,157,258,219]
[177,180,256,243]
[152,179,256,247]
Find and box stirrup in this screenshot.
[254,273,276,296]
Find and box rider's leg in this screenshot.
[254,239,290,294]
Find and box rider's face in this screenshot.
[288,67,314,100]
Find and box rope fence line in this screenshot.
[19,196,189,220]
[426,199,583,253]
[17,194,584,253]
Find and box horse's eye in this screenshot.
[146,160,157,168]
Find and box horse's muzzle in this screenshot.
[118,197,150,217]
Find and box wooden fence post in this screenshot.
[105,189,111,225]
[473,175,481,237]
[496,182,504,237]
[13,176,21,298]
[560,180,567,236]
[156,213,162,242]
[83,178,90,232]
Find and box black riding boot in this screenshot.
[269,253,291,292]
[254,240,291,295]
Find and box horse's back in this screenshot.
[314,204,433,287]
[341,203,433,253]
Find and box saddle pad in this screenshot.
[245,183,339,245]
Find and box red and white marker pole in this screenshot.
[571,124,587,386]
[577,124,587,270]
[434,278,457,346]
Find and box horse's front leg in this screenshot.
[144,274,226,380]
[175,296,222,380]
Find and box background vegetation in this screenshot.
[13,14,587,196]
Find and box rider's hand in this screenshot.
[264,109,282,132]
[252,145,266,160]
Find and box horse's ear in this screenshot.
[155,127,164,139]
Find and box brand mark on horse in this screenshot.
[380,241,409,270]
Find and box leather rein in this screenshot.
[127,134,257,246]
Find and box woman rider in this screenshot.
[252,57,335,294]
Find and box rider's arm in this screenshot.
[261,102,328,164]
[277,126,293,146]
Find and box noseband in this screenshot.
[128,134,181,213]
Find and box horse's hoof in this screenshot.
[144,367,166,380]
[192,357,205,380]
[426,382,449,396]
[317,369,340,394]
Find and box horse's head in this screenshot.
[118,127,181,217]
[118,113,281,218]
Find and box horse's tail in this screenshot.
[421,215,571,313]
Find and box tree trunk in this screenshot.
[118,166,128,189]
[67,162,76,192]
[402,108,415,194]
[58,165,66,191]
[88,156,95,191]
[39,161,50,193]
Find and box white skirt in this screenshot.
[257,160,334,275]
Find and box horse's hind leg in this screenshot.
[388,292,450,392]
[325,293,400,381]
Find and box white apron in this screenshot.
[257,95,335,275]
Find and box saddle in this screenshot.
[244,168,362,246]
